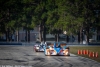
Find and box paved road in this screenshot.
[0,45,100,67]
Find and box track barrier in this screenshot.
[78,49,98,58]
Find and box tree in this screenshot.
[0,0,36,42]
[0,0,100,44]
[32,0,47,43]
[0,0,24,41]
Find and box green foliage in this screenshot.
[0,0,100,38]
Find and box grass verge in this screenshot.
[69,46,100,63]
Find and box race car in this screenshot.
[34,42,45,52]
[44,42,70,56]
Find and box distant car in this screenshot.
[34,42,45,52]
[44,42,70,56]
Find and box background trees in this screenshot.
[0,0,100,43]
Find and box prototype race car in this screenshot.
[44,42,70,56]
[34,42,45,52]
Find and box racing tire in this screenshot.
[45,49,50,56]
[45,54,47,56]
[65,53,70,56]
[45,51,48,56]
[66,54,70,56]
[35,49,38,52]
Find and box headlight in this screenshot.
[36,47,39,49]
[49,47,53,50]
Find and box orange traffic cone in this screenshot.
[89,52,92,57]
[83,50,86,55]
[95,52,98,58]
[80,50,83,55]
[92,52,95,57]
[78,50,81,55]
[86,50,89,55]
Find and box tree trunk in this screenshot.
[80,28,83,44]
[43,26,46,43]
[97,27,99,42]
[25,30,28,42]
[6,30,9,42]
[86,27,89,44]
[78,31,80,43]
[10,34,12,41]
[57,34,59,42]
[39,25,42,42]
[66,35,69,43]
[55,34,57,42]
[16,30,19,42]
[28,30,30,42]
[6,28,10,42]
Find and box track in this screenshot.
[0,45,100,67]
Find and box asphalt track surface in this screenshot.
[0,45,100,67]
